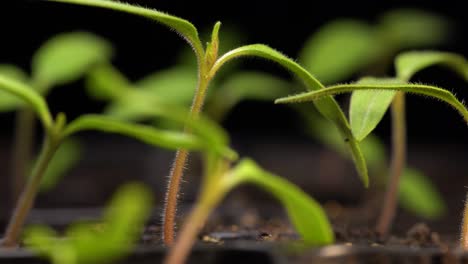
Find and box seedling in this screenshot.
[0,32,112,200]
[85,15,449,226]
[24,183,152,264]
[0,73,234,247]
[164,154,333,264]
[48,0,370,245]
[276,51,468,236]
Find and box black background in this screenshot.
[0,0,467,146]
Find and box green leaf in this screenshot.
[32,32,113,91]
[350,78,403,141]
[395,51,468,81]
[134,66,198,106]
[276,83,468,125]
[213,44,368,187]
[0,64,29,111]
[103,183,153,238]
[206,71,292,121]
[378,9,450,49]
[299,20,378,84]
[0,73,53,129]
[40,138,82,192]
[399,168,446,219]
[85,64,131,100]
[105,99,237,160]
[63,114,205,151]
[47,0,204,60]
[24,183,153,264]
[227,159,334,245]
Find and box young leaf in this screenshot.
[227,159,334,245]
[350,78,403,141]
[395,51,468,81]
[378,9,449,49]
[39,138,82,192]
[213,44,368,186]
[206,71,292,121]
[0,73,53,128]
[299,20,378,84]
[47,0,204,60]
[0,64,29,111]
[276,83,468,124]
[32,32,113,91]
[63,114,205,151]
[24,183,153,264]
[85,64,131,100]
[399,168,446,219]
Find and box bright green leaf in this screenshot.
[85,64,131,100]
[47,0,204,60]
[40,138,82,192]
[206,71,292,121]
[350,77,403,141]
[32,32,113,91]
[102,183,153,245]
[276,83,468,125]
[0,73,53,129]
[227,159,334,245]
[0,64,29,111]
[63,114,205,151]
[395,51,468,81]
[399,168,446,219]
[379,9,450,49]
[299,20,378,84]
[213,44,368,187]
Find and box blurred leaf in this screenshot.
[0,64,29,111]
[48,0,204,59]
[215,44,368,187]
[32,32,113,91]
[399,168,446,219]
[135,66,198,106]
[206,71,291,121]
[395,51,468,81]
[299,20,378,84]
[229,159,334,245]
[63,114,205,151]
[25,183,153,264]
[85,64,130,100]
[359,134,387,170]
[379,9,450,49]
[40,138,82,192]
[276,82,468,125]
[350,77,402,141]
[0,73,53,129]
[105,99,237,160]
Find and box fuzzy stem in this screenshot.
[164,188,222,264]
[460,193,468,249]
[1,135,60,247]
[11,109,36,202]
[162,72,212,245]
[376,92,406,236]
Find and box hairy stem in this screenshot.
[163,73,212,245]
[164,187,222,264]
[376,92,406,236]
[11,109,36,202]
[1,135,60,247]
